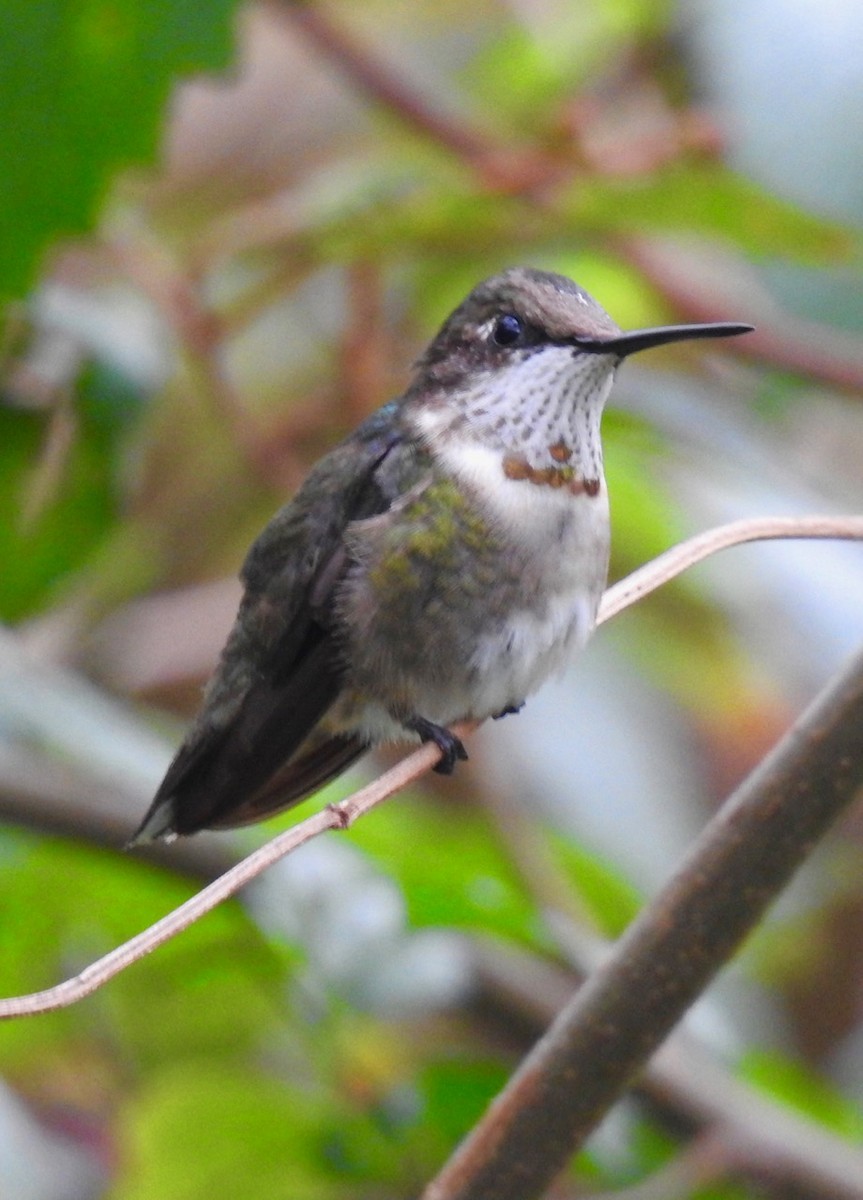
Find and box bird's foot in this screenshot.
[492,702,524,721]
[406,717,468,775]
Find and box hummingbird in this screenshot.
[132,267,751,841]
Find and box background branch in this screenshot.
[275,1,492,166]
[422,643,863,1200]
[622,236,863,394]
[474,944,863,1200]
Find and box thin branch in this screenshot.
[0,514,861,1017]
[649,1031,863,1200]
[598,515,863,626]
[273,2,491,166]
[340,259,392,425]
[0,737,449,1019]
[271,1,555,193]
[621,236,863,394]
[582,1130,734,1200]
[108,236,281,488]
[18,395,78,531]
[422,644,863,1200]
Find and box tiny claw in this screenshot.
[492,703,524,720]
[407,717,469,775]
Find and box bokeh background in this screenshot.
[2,1,863,1196]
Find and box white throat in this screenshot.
[446,345,614,478]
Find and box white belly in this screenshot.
[346,436,610,745]
[434,438,610,718]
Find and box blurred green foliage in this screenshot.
[1,0,236,295]
[0,365,139,620]
[2,1,862,1197]
[740,1050,863,1141]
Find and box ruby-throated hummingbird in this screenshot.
[132,267,751,841]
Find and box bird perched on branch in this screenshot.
[132,267,751,841]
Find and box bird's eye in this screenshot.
[491,313,524,347]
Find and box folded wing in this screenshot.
[131,407,416,840]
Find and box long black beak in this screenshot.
[573,322,754,358]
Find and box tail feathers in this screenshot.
[130,733,365,843]
[205,733,364,829]
[126,797,181,847]
[130,638,345,842]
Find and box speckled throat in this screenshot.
[450,343,615,486]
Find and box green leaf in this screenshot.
[570,162,855,263]
[349,796,545,948]
[550,834,642,938]
[739,1050,863,1140]
[0,363,142,620]
[0,0,238,297]
[466,0,675,122]
[420,1059,509,1148]
[0,837,285,1071]
[115,1064,348,1200]
[603,419,687,575]
[115,1053,444,1199]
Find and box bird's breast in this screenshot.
[446,441,610,712]
[337,429,611,731]
[392,436,611,718]
[432,437,609,565]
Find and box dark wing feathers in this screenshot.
[205,731,363,830]
[143,627,345,838]
[131,414,412,841]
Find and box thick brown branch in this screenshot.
[423,645,863,1200]
[474,944,863,1200]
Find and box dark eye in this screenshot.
[491,313,524,346]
